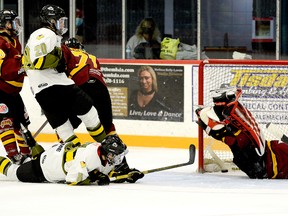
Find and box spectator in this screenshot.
[75,8,84,43]
[126,17,161,59]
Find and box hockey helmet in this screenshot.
[101,135,128,165]
[40,4,68,35]
[0,9,21,35]
[211,87,236,105]
[65,37,84,49]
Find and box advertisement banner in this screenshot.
[201,65,288,125]
[101,64,184,122]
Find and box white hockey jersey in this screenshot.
[40,142,114,184]
[23,27,74,95]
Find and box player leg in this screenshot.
[12,94,31,157]
[16,156,47,182]
[0,94,27,164]
[266,140,288,179]
[80,80,116,135]
[35,86,82,146]
[36,85,106,144]
[0,156,19,181]
[0,156,46,183]
[70,85,106,142]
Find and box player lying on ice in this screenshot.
[0,133,144,185]
[196,88,288,179]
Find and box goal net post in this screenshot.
[197,59,288,173]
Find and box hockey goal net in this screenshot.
[197,59,288,173]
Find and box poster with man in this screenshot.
[101,64,184,122]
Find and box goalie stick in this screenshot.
[266,123,288,143]
[206,144,229,173]
[110,144,196,182]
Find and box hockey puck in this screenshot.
[221,169,228,173]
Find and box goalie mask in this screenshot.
[211,87,237,105]
[0,9,22,36]
[40,4,68,35]
[101,135,128,165]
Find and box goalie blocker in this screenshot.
[196,88,288,179]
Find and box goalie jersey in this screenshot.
[23,27,75,95]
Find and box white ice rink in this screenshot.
[1,143,288,216]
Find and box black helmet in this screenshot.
[65,37,84,49]
[211,87,236,104]
[101,135,127,165]
[40,4,68,35]
[0,9,21,35]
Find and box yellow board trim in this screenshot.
[34,133,229,150]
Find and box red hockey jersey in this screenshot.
[65,47,106,87]
[0,34,24,95]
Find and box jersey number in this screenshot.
[34,43,48,58]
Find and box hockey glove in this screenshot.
[89,170,110,186]
[125,168,144,183]
[109,168,144,183]
[195,108,208,131]
[196,118,208,131]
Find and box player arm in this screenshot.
[65,160,91,185]
[0,48,23,80]
[66,164,110,186]
[65,146,110,186]
[23,45,64,71]
[196,107,230,141]
[61,44,81,76]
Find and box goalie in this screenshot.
[196,88,288,179]
[0,134,144,185]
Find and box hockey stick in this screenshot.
[110,144,196,182]
[33,120,49,138]
[266,123,288,143]
[206,143,229,173]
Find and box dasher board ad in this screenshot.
[101,64,184,122]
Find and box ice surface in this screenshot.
[1,143,288,216]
